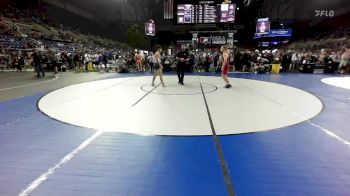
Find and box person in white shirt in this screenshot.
[83,52,88,70]
[147,52,156,72]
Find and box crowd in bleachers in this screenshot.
[230,47,349,74]
[1,1,349,75]
[158,45,350,74]
[181,27,349,74]
[125,44,350,75]
[285,27,350,52]
[0,3,132,73]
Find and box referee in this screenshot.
[176,45,189,85]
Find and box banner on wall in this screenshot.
[199,35,227,45]
[145,22,156,36]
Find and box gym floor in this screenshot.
[1,71,350,196]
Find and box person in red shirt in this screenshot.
[221,45,232,88]
[135,51,143,72]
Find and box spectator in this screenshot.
[32,49,45,77]
[147,52,155,72]
[339,49,350,73]
[204,52,212,72]
[281,50,292,72]
[17,52,24,71]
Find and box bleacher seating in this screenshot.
[284,27,350,50]
[0,34,25,49]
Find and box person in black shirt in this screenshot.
[33,49,45,77]
[241,50,251,72]
[234,51,242,71]
[102,53,108,71]
[281,51,292,72]
[176,45,189,85]
[214,52,220,73]
[73,53,81,71]
[17,54,24,71]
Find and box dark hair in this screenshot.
[156,46,161,52]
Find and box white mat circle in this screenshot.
[38,76,323,136]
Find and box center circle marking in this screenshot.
[141,82,218,95]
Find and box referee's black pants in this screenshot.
[177,63,185,84]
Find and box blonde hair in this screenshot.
[221,45,228,52]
